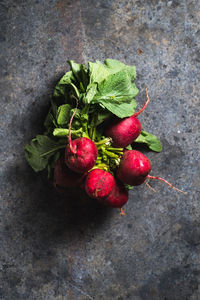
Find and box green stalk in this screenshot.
[102,155,108,162]
[102,149,119,159]
[107,147,123,152]
[80,82,85,92]
[92,127,96,141]
[91,164,109,171]
[81,104,90,137]
[89,114,97,140]
[96,159,102,164]
[40,144,66,157]
[53,128,83,138]
[95,138,112,146]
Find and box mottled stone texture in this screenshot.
[0,0,200,299]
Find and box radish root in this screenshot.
[120,207,126,216]
[147,175,187,194]
[145,181,157,192]
[133,86,150,117]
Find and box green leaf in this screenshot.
[44,111,56,131]
[68,60,89,90]
[44,98,58,128]
[53,71,75,98]
[88,59,137,84]
[47,151,61,179]
[126,144,132,150]
[53,128,83,138]
[134,130,162,152]
[85,60,138,106]
[25,135,66,172]
[83,83,98,104]
[88,62,110,84]
[102,100,137,118]
[104,59,137,80]
[56,104,71,126]
[95,108,112,126]
[92,70,138,118]
[70,82,80,98]
[82,60,139,109]
[95,70,139,101]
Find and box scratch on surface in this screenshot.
[68,281,94,300]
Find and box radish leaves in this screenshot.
[25,135,66,172]
[25,59,162,176]
[134,131,162,152]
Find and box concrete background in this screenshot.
[0,0,200,299]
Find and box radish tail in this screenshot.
[147,175,187,194]
[120,208,126,216]
[68,95,79,153]
[133,86,150,117]
[145,181,157,192]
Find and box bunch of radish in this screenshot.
[54,88,184,214]
[25,59,185,214]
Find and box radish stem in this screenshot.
[133,86,150,117]
[68,95,79,153]
[102,149,119,159]
[91,164,109,171]
[107,147,123,152]
[95,138,112,146]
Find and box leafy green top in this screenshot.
[25,59,162,176]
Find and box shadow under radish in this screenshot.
[1,90,114,264]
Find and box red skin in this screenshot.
[101,180,128,208]
[117,150,152,186]
[65,137,98,174]
[105,116,142,148]
[85,169,115,199]
[54,156,85,188]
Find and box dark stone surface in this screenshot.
[0,0,200,299]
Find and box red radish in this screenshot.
[85,169,115,199]
[117,150,152,186]
[105,116,142,148]
[117,150,186,194]
[65,137,98,173]
[105,87,150,148]
[54,156,85,188]
[65,96,98,173]
[101,179,128,208]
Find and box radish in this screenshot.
[102,179,128,208]
[54,156,85,188]
[117,150,186,193]
[65,137,98,173]
[117,150,152,186]
[85,169,128,209]
[85,169,115,199]
[65,96,98,173]
[105,87,150,147]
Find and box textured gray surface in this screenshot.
[0,0,200,299]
